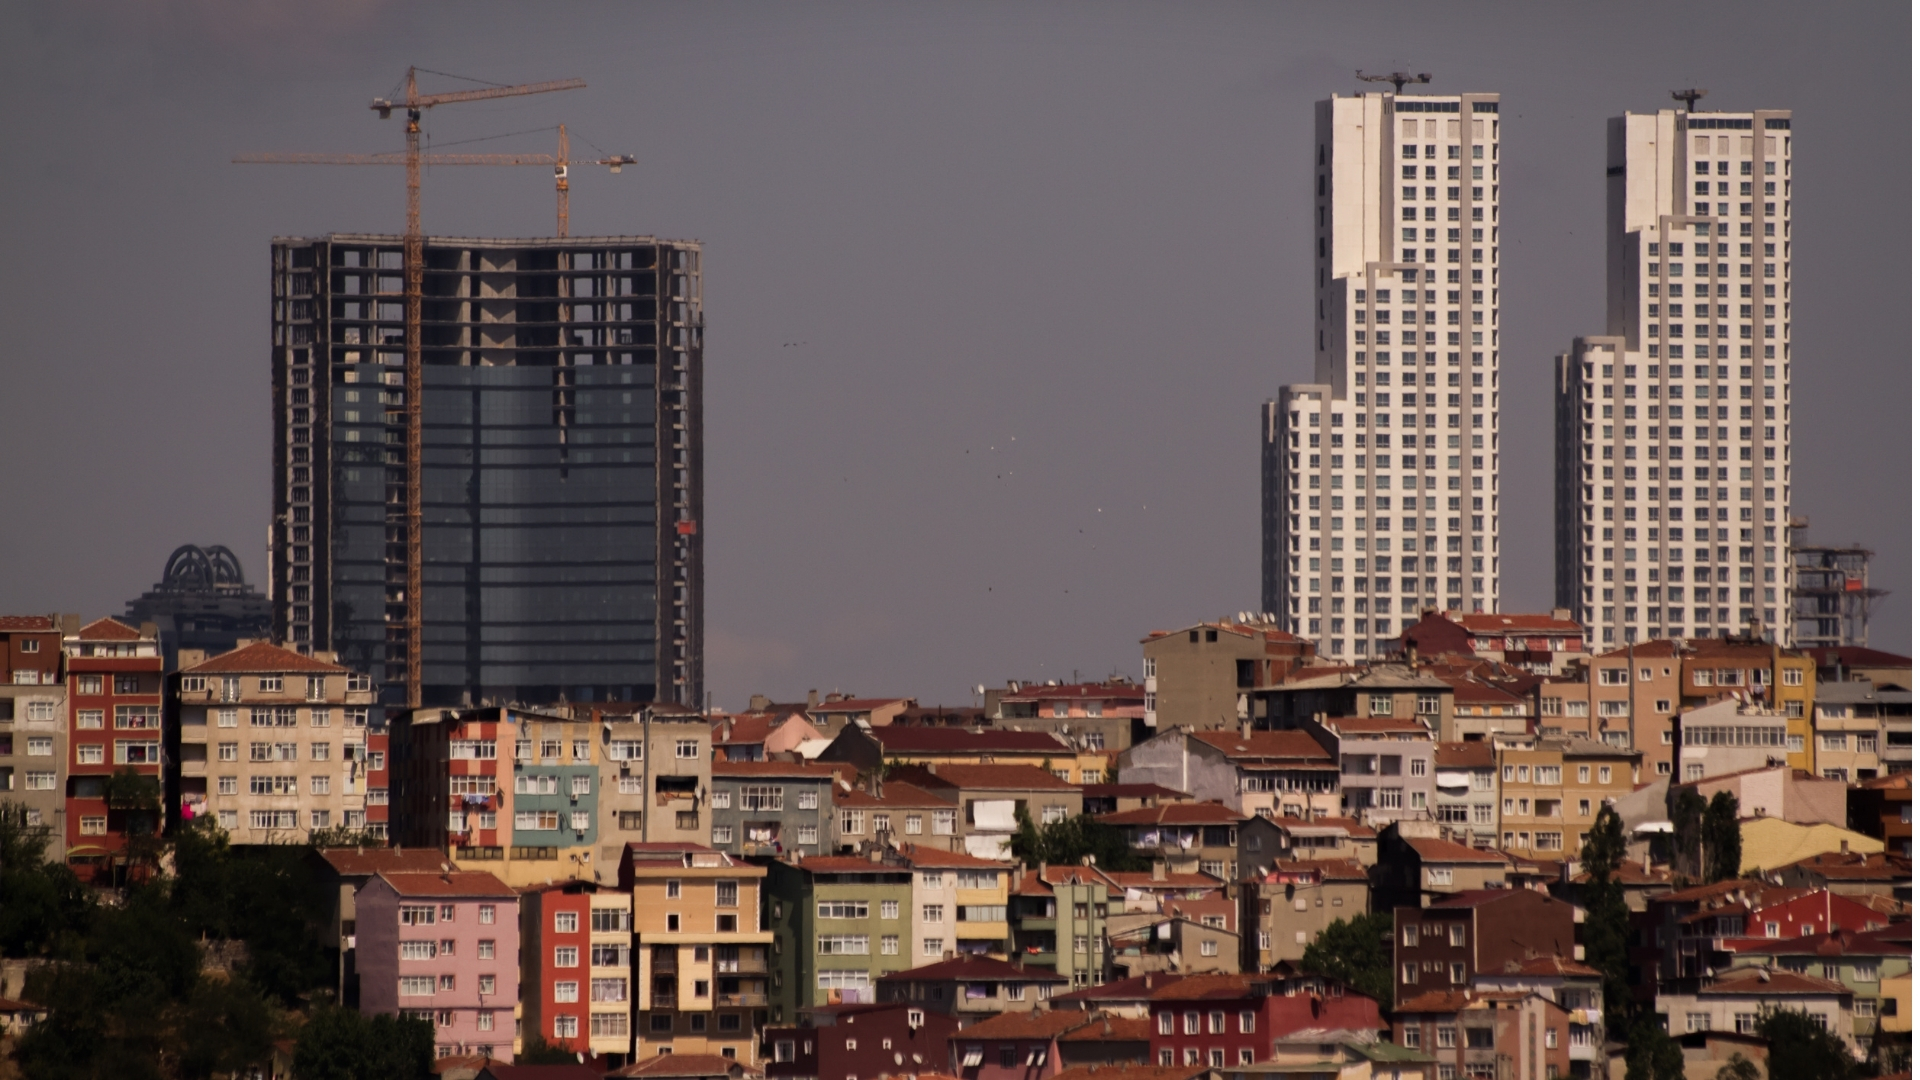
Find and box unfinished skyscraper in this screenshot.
[1789,518,1884,649]
[269,234,703,712]
[1263,89,1505,660]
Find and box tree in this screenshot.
[1756,1006,1855,1080]
[1623,1015,1685,1080]
[1298,912,1392,1005]
[1704,791,1743,882]
[1010,808,1149,873]
[0,800,95,959]
[1579,805,1634,1036]
[517,1031,581,1065]
[292,1006,434,1080]
[1714,1052,1761,1080]
[1672,788,1706,883]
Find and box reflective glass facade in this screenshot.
[270,235,703,714]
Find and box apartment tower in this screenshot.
[1554,106,1793,648]
[269,235,704,713]
[1263,90,1505,660]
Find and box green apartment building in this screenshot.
[1010,864,1114,989]
[766,852,917,1024]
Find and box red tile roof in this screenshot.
[945,1008,1096,1040]
[833,781,952,809]
[1429,888,1561,909]
[1056,1015,1152,1042]
[0,616,56,631]
[1051,1067,1212,1080]
[1451,613,1584,634]
[877,956,1066,982]
[1097,871,1226,890]
[903,763,1079,791]
[711,760,844,780]
[1786,852,1911,880]
[795,855,913,873]
[1081,783,1190,799]
[1435,741,1497,768]
[869,728,1070,753]
[607,1055,758,1079]
[1729,929,1909,958]
[902,844,1012,870]
[1250,858,1371,883]
[1271,815,1377,838]
[1403,837,1509,864]
[1049,973,1194,1004]
[1000,682,1146,703]
[185,641,347,674]
[75,617,142,641]
[1190,730,1332,763]
[1698,969,1853,996]
[1145,973,1273,1001]
[1096,802,1245,826]
[481,1066,606,1080]
[317,847,452,877]
[1495,956,1600,977]
[1394,989,1476,1013]
[377,870,516,898]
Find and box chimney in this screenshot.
[1552,607,1571,622]
[1840,839,1849,854]
[1240,719,1252,739]
[807,689,819,709]
[869,848,883,863]
[1152,860,1167,882]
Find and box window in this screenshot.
[1436,1027,1456,1049]
[741,785,783,811]
[818,900,868,919]
[1200,940,1218,956]
[717,880,739,907]
[79,816,107,835]
[400,905,437,925]
[796,788,819,809]
[76,745,104,765]
[1402,962,1417,984]
[1449,925,1466,947]
[711,826,734,845]
[904,813,922,834]
[555,911,580,933]
[923,938,944,956]
[675,739,699,759]
[399,976,435,996]
[839,810,864,835]
[478,905,495,925]
[1428,867,1453,885]
[881,935,899,955]
[1041,805,1068,825]
[1158,1013,1174,1035]
[933,809,956,834]
[922,904,945,923]
[554,947,579,967]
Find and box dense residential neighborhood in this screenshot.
[0,610,1909,1078]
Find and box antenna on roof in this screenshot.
[1357,70,1432,94]
[1672,88,1707,112]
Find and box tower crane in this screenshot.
[234,67,586,708]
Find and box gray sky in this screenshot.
[0,2,1908,709]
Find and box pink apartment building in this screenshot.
[356,870,520,1059]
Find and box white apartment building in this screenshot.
[1555,106,1794,649]
[1263,90,1504,659]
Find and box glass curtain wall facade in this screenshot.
[270,234,703,713]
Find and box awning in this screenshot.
[971,800,1017,830]
[962,1048,984,1067]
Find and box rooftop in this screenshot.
[946,1007,1098,1040]
[1698,969,1854,996]
[1190,730,1333,764]
[377,870,516,898]
[878,956,1067,983]
[74,617,144,641]
[316,847,453,877]
[1097,802,1245,826]
[867,727,1070,753]
[1402,837,1509,864]
[1435,742,1496,769]
[710,760,844,780]
[900,763,1079,791]
[184,640,347,674]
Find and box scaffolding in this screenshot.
[1789,517,1885,648]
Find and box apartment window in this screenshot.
[79,815,107,835]
[1449,925,1465,947]
[923,938,944,956]
[1184,1012,1200,1035]
[922,904,945,923]
[881,935,899,955]
[554,947,579,967]
[217,775,237,795]
[1402,962,1418,984]
[1450,963,1466,984]
[839,810,865,835]
[797,824,819,845]
[933,809,956,834]
[555,911,580,933]
[399,976,434,996]
[478,939,495,958]
[675,739,699,759]
[1158,1013,1174,1035]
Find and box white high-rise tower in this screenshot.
[1262,90,1504,660]
[1554,106,1794,648]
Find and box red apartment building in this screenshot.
[1393,891,1580,1007]
[522,880,636,1062]
[1147,972,1382,1069]
[762,1002,962,1080]
[1646,881,1895,988]
[64,618,163,876]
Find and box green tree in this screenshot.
[1704,791,1743,882]
[1756,1007,1855,1080]
[1579,805,1634,1036]
[517,1031,581,1064]
[1672,788,1706,882]
[1010,808,1148,873]
[1623,1015,1685,1080]
[1298,912,1392,1005]
[0,799,95,959]
[1714,1052,1761,1080]
[292,1006,434,1080]
[167,819,332,1004]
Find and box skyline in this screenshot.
[0,2,1908,708]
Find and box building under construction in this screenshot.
[1789,517,1884,649]
[269,234,703,713]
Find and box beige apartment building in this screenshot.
[621,843,772,1063]
[175,642,375,842]
[597,705,714,865]
[1141,619,1317,731]
[1495,735,1640,856]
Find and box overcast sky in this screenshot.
[0,2,1908,709]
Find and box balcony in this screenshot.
[714,956,768,975]
[715,992,768,1008]
[651,994,677,1009]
